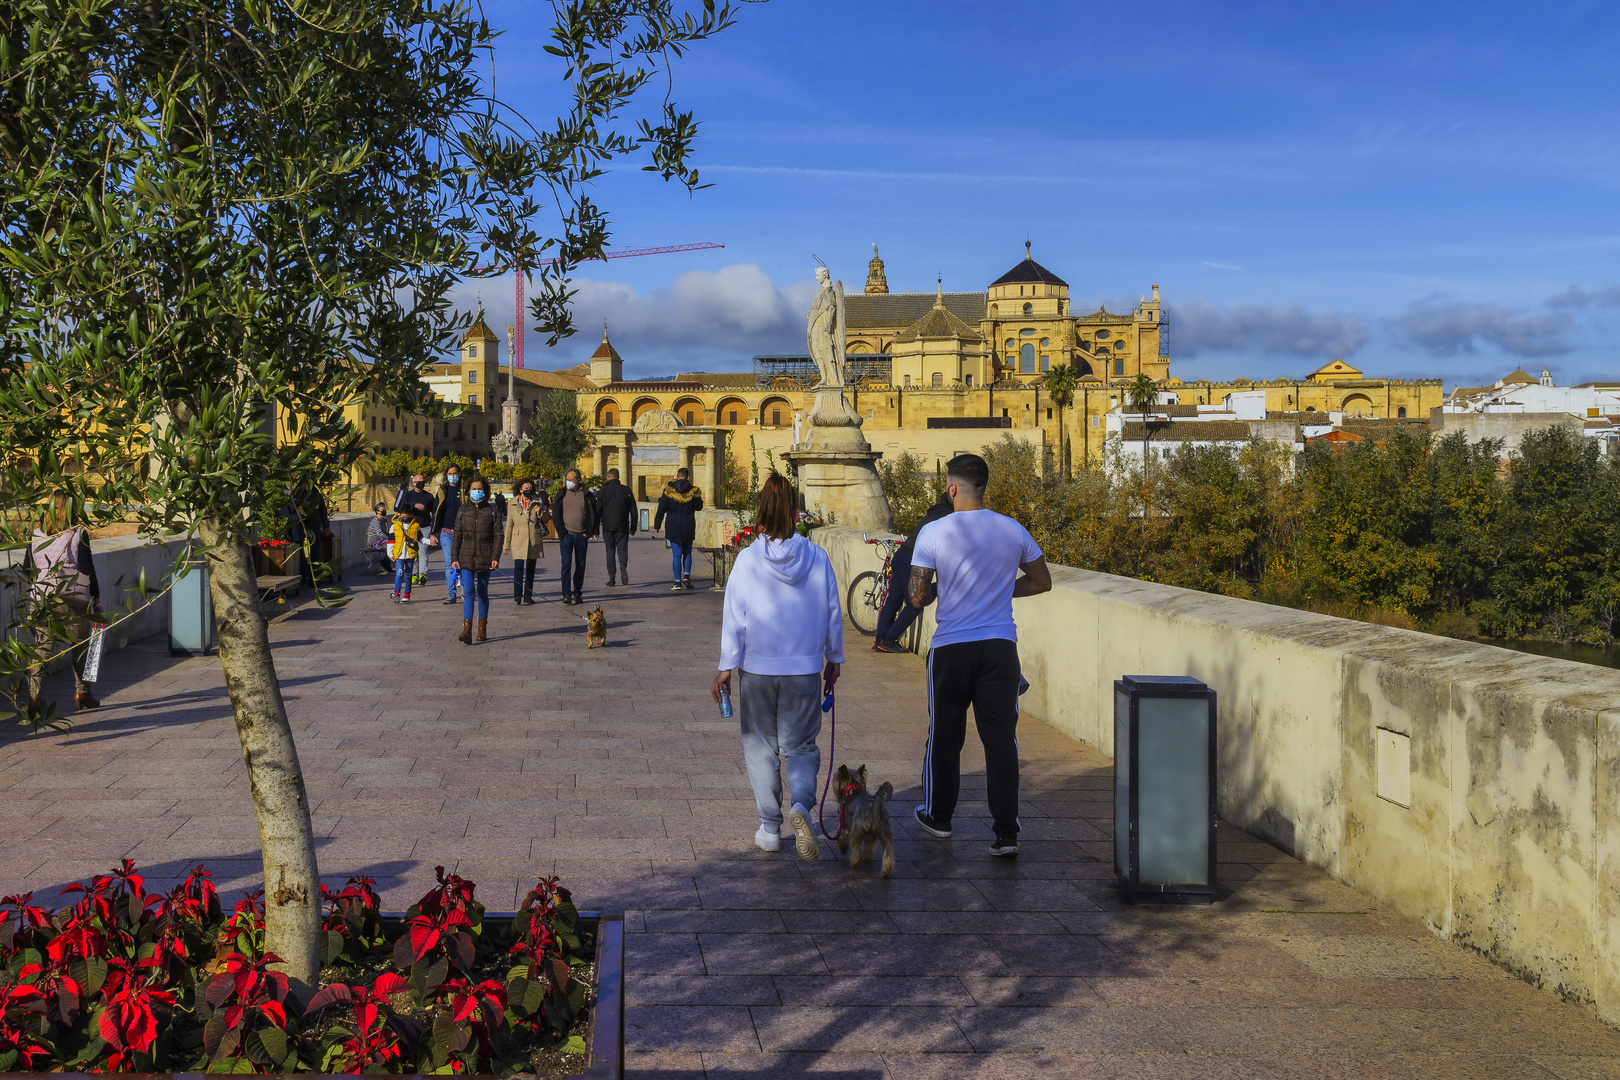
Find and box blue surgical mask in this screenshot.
[469,489,486,502]
[448,474,459,485]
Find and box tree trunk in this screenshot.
[199,516,321,990]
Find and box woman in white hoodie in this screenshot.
[712,472,844,859]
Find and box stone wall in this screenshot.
[809,524,1620,1025]
[0,512,375,660]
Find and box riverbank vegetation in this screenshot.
[881,426,1620,646]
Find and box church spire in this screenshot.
[864,243,889,295]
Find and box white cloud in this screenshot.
[445,263,816,374]
[1167,300,1371,359]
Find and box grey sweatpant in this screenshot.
[737,671,823,830]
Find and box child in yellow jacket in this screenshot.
[390,512,420,602]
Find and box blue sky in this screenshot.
[459,0,1620,389]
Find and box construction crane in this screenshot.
[487,242,725,368]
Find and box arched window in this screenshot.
[1398,406,1408,418]
[931,372,943,388]
[1020,343,1035,373]
[1022,303,1033,316]
[1005,338,1014,351]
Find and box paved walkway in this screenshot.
[4,537,1619,1079]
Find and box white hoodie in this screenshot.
[718,533,844,676]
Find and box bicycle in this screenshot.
[846,534,902,637]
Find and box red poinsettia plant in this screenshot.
[0,861,591,1074]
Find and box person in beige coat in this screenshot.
[504,477,550,605]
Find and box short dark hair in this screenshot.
[607,468,620,480]
[466,475,489,496]
[565,468,579,480]
[445,462,460,473]
[756,472,796,540]
[945,453,988,493]
[676,467,689,479]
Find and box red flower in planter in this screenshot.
[201,951,297,1070]
[0,982,54,1070]
[98,957,175,1060]
[306,972,413,1073]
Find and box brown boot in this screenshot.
[75,690,100,711]
[458,619,473,645]
[475,618,487,643]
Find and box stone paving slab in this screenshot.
[3,536,1618,1078]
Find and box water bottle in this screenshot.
[719,687,733,718]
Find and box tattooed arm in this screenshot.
[908,565,937,609]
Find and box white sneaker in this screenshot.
[754,826,781,852]
[788,804,819,862]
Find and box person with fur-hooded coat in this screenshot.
[653,467,704,590]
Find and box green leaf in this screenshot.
[258,1025,290,1065]
[563,1034,586,1054]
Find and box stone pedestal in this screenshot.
[782,388,893,531]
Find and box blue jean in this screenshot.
[392,557,415,596]
[670,539,693,582]
[559,533,587,597]
[439,530,458,596]
[460,569,490,619]
[736,671,822,830]
[512,559,537,600]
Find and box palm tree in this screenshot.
[1125,373,1160,470]
[1045,363,1078,477]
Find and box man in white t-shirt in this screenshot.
[908,453,1051,856]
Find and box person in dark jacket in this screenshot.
[653,468,704,591]
[431,464,464,604]
[872,492,954,653]
[597,468,638,587]
[451,475,500,644]
[553,468,600,606]
[26,496,102,716]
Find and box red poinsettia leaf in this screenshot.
[225,1003,245,1031]
[303,983,353,1015]
[259,999,288,1028]
[451,993,476,1022]
[264,970,290,1002]
[372,972,409,996]
[357,1002,379,1032]
[206,970,236,1008]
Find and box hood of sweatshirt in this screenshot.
[662,479,702,503]
[758,534,813,585]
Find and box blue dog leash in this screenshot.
[816,687,840,840]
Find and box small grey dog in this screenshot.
[833,764,895,878]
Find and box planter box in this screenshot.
[255,543,302,578]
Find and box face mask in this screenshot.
[469,489,485,503]
[448,475,459,485]
[565,480,577,490]
[521,488,533,497]
[414,482,425,489]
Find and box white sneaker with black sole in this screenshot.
[788,804,819,861]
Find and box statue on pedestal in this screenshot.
[781,259,893,531]
[491,324,532,465]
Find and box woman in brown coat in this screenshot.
[451,476,500,643]
[503,477,549,606]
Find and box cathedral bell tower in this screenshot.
[864,244,889,295]
[460,311,499,408]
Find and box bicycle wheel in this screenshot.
[847,571,885,636]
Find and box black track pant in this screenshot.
[922,638,1022,836]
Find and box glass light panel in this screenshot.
[1136,696,1209,884]
[1114,688,1130,877]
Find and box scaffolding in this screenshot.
[751,354,893,388]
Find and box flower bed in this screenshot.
[0,861,613,1076]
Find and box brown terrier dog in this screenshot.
[586,605,607,649]
[833,764,895,878]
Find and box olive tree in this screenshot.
[0,0,757,989]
